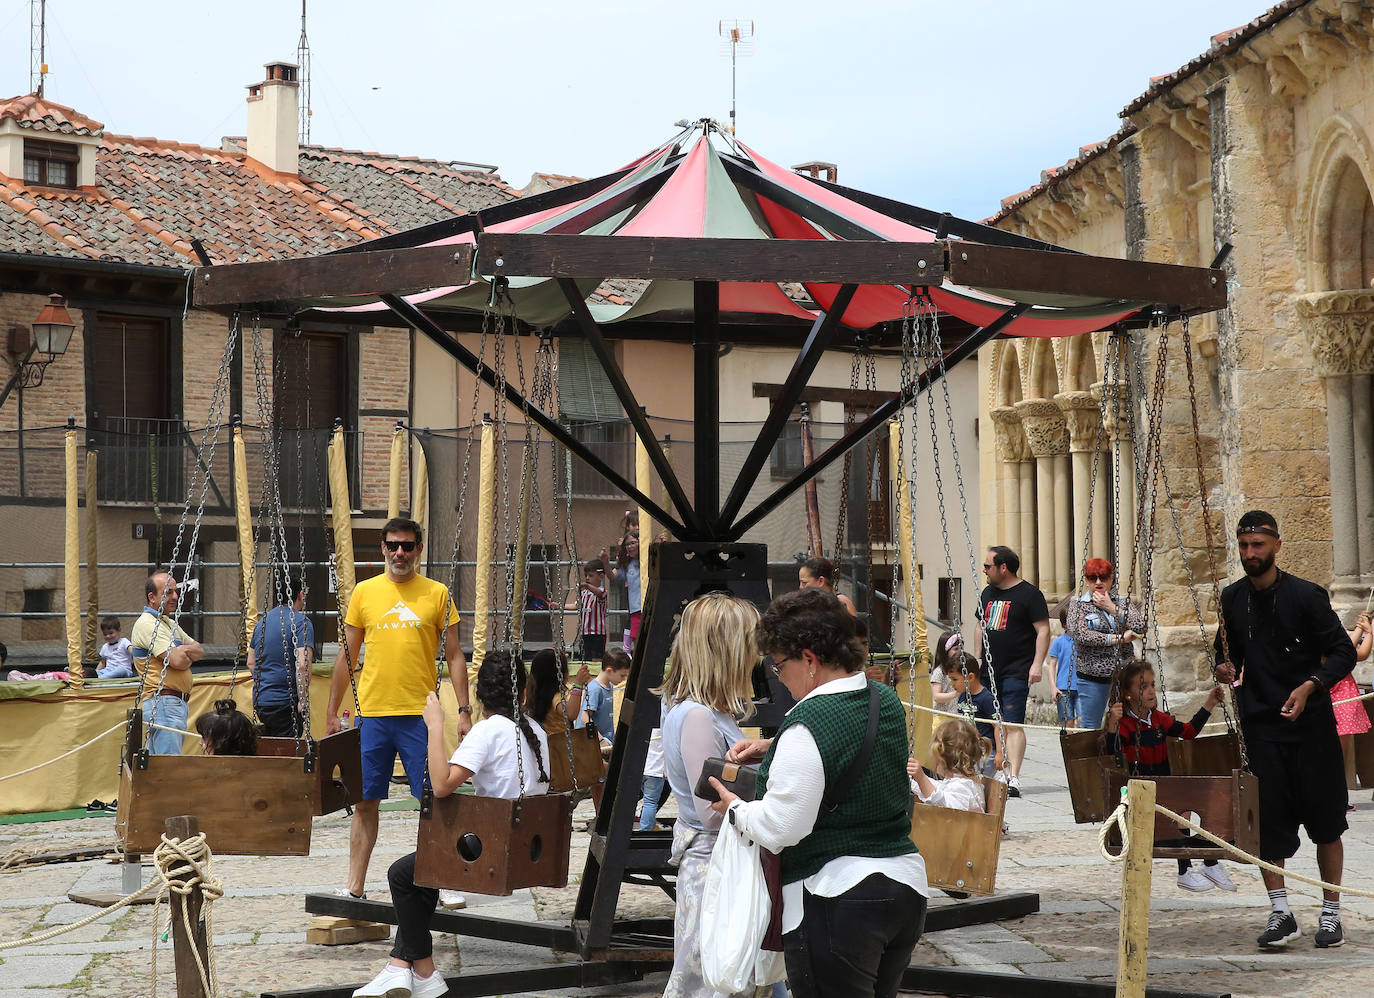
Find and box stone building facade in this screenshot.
[980,0,1374,696]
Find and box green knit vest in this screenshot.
[757,682,915,884]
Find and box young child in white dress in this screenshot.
[907,718,986,814]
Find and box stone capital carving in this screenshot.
[1054,390,1104,453]
[1091,380,1134,441]
[989,405,1029,462]
[1296,290,1374,376]
[1013,398,1069,458]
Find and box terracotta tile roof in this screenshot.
[987,127,1133,225]
[1119,0,1311,116]
[0,93,104,135]
[0,116,520,269]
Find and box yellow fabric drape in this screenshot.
[413,438,429,575]
[636,435,653,556]
[510,445,534,640]
[64,427,83,686]
[233,425,258,653]
[328,428,356,618]
[387,424,406,520]
[471,421,496,672]
[892,421,930,756]
[84,450,99,664]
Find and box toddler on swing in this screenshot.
[907,718,986,813]
[1105,659,1235,893]
[353,650,550,998]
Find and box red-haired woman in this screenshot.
[1065,558,1146,729]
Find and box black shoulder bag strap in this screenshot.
[821,682,882,814]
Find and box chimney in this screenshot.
[245,61,299,176]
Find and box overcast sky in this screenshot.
[6,0,1270,220]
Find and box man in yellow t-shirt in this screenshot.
[326,517,468,900]
[130,571,204,755]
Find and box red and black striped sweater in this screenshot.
[1105,706,1212,776]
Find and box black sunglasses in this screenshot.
[384,539,417,552]
[1085,573,1111,582]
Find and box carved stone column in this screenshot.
[1298,291,1374,592]
[990,406,1027,556]
[1057,390,1106,579]
[1098,380,1136,591]
[1016,398,1070,599]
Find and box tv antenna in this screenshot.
[717,19,754,135]
[30,0,47,96]
[297,0,312,144]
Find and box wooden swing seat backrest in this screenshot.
[908,774,1009,897]
[414,791,573,896]
[116,711,314,856]
[257,725,363,816]
[1100,767,1258,862]
[1060,727,1116,824]
[1165,730,1243,776]
[545,723,607,795]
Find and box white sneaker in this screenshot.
[409,970,449,998]
[352,964,411,998]
[332,887,368,901]
[1201,863,1237,892]
[993,770,1008,783]
[1177,869,1214,892]
[438,890,466,910]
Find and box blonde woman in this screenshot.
[656,591,763,998]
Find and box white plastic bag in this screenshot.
[700,820,783,992]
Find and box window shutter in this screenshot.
[557,338,623,421]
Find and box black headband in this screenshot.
[1236,524,1280,539]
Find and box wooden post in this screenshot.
[1116,779,1156,998]
[164,815,210,998]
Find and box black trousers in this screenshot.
[388,852,439,962]
[255,702,302,739]
[782,873,926,998]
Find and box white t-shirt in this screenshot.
[450,714,551,798]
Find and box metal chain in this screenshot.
[142,310,240,744]
[1178,315,1248,771]
[833,346,864,557]
[898,296,922,744]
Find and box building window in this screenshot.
[23,139,79,189]
[566,418,634,497]
[937,577,961,627]
[770,418,805,479]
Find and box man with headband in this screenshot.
[1215,510,1355,949]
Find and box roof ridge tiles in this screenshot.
[282,178,388,240]
[0,180,104,258]
[101,193,199,261]
[103,133,241,160]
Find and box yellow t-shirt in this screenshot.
[346,573,460,716]
[130,610,194,702]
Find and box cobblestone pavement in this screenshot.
[2,729,1372,998]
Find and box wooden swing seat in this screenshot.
[257,725,363,816]
[908,774,1008,897]
[1166,730,1243,776]
[414,790,573,895]
[546,723,607,796]
[116,710,314,856]
[1100,767,1258,862]
[1060,727,1115,824]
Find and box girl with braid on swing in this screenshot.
[353,651,549,998]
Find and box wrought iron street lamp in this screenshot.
[2,292,76,405]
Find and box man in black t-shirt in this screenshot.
[977,545,1048,797]
[1215,510,1354,950]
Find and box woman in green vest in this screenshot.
[711,587,928,998]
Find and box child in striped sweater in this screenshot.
[1106,660,1232,893]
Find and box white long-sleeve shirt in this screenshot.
[728,672,928,933]
[912,773,985,812]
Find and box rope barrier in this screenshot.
[0,831,223,998]
[900,698,1068,732]
[0,722,124,782]
[1098,796,1130,863]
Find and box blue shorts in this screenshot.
[360,715,428,802]
[996,676,1029,725]
[1056,689,1080,724]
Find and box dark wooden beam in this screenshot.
[728,305,1029,539]
[379,293,688,538]
[192,244,476,307]
[555,279,703,534]
[719,284,856,529]
[476,233,946,285]
[899,965,1228,998]
[947,242,1227,312]
[751,382,897,409]
[694,281,721,534]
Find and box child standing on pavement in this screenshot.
[950,654,1003,778]
[580,647,631,748]
[1048,601,1079,728]
[1334,611,1372,795]
[1105,660,1235,893]
[579,559,609,662]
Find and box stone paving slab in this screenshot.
[1,733,1371,996]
